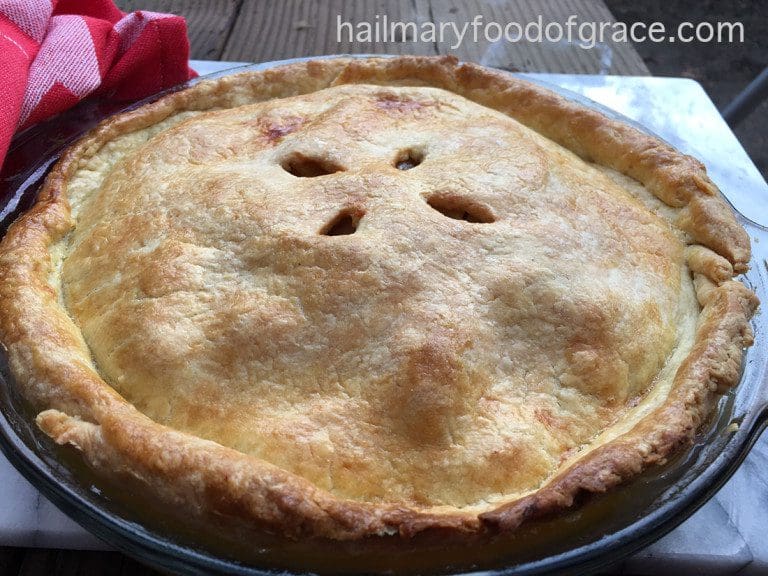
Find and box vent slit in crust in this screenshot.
[394,148,424,171]
[320,209,362,236]
[281,152,343,177]
[426,192,496,223]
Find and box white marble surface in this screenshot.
[0,59,766,573]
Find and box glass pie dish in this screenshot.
[0,56,766,575]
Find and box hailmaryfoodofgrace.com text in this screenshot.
[337,14,745,51]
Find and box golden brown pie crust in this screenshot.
[0,56,758,540]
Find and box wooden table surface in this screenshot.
[1,1,646,574]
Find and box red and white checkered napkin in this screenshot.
[0,0,196,168]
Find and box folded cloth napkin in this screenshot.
[0,0,196,168]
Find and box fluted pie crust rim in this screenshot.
[0,56,758,540]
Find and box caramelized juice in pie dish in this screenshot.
[0,57,758,540]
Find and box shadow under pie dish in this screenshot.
[0,52,759,555]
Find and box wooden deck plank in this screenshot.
[221,0,440,62]
[3,546,161,576]
[0,547,25,576]
[220,0,648,74]
[428,0,649,73]
[113,0,650,74]
[115,0,243,60]
[15,549,58,576]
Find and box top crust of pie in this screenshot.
[0,56,758,540]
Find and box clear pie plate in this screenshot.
[0,56,766,575]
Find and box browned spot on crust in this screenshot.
[534,407,556,428]
[261,116,305,142]
[375,94,430,112]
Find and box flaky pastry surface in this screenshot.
[0,56,758,539]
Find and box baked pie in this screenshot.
[0,56,758,541]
